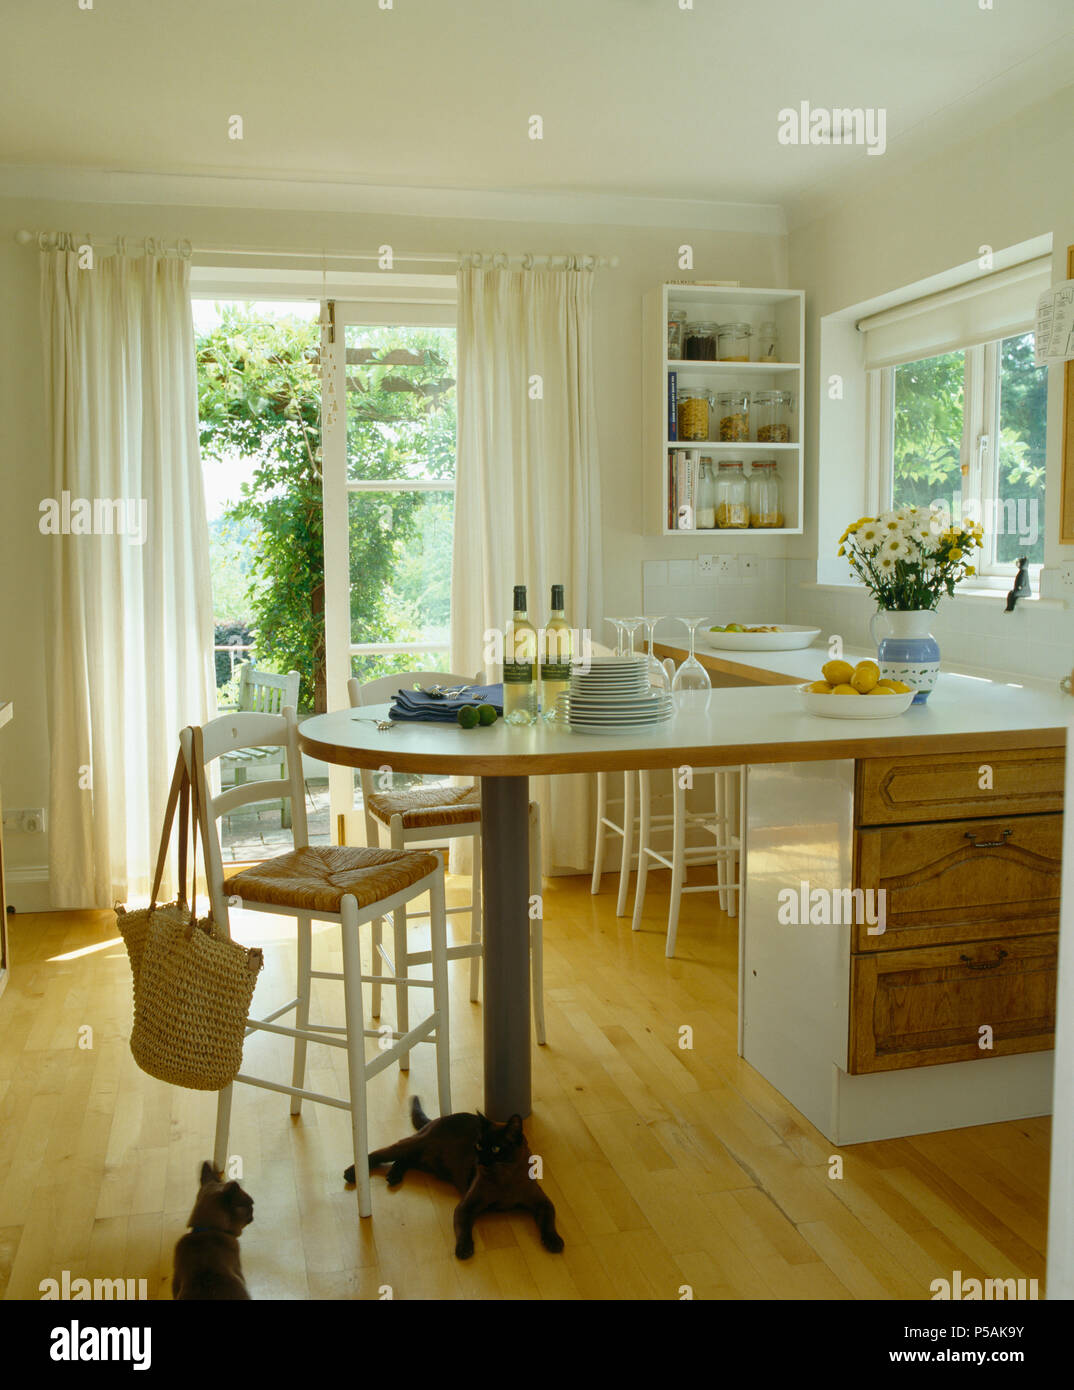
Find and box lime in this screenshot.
[477,703,497,726]
[457,705,479,729]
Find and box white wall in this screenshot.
[786,83,1074,682]
[0,192,789,899]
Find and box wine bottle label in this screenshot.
[541,661,571,680]
[503,662,534,684]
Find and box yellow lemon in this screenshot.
[866,686,891,695]
[805,680,833,694]
[875,678,898,690]
[831,684,859,695]
[886,680,912,693]
[851,660,880,693]
[822,660,854,686]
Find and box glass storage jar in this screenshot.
[715,460,750,528]
[717,390,749,441]
[677,387,710,441]
[749,459,784,528]
[668,310,687,359]
[696,457,717,529]
[756,321,779,361]
[683,321,718,360]
[718,322,752,361]
[752,390,793,442]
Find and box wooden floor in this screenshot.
[0,870,1050,1300]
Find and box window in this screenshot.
[873,333,1047,575]
[342,320,457,683]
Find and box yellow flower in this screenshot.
[966,566,976,576]
[950,548,962,561]
[838,545,846,556]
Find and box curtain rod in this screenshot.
[14,229,618,269]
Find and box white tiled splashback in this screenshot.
[643,556,1074,684]
[643,557,789,633]
[783,559,1074,685]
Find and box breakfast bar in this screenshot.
[299,672,1070,1140]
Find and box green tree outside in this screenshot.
[196,306,456,711]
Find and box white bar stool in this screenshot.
[631,764,745,957]
[348,672,546,1047]
[590,659,677,914]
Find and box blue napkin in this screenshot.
[389,683,503,723]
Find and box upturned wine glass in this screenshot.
[640,616,669,690]
[671,617,712,694]
[605,617,627,656]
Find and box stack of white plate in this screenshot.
[553,656,674,735]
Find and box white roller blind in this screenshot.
[858,257,1051,369]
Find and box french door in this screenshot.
[319,296,458,838]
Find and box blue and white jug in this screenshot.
[868,609,940,703]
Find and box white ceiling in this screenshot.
[2,0,1073,221]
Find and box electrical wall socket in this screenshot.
[2,808,47,834]
[1058,562,1074,593]
[697,554,715,576]
[714,555,738,579]
[739,555,759,577]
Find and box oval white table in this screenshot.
[298,681,1067,1120]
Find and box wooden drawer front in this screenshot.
[856,748,1064,826]
[849,935,1057,1074]
[854,814,1061,952]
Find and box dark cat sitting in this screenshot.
[344,1097,564,1260]
[172,1160,254,1300]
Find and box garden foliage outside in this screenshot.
[196,305,456,712]
[892,333,1046,565]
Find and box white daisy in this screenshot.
[877,555,896,573]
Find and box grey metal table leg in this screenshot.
[480,775,532,1119]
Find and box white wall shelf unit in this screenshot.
[643,283,805,537]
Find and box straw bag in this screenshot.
[118,726,263,1091]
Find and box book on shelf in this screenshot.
[667,370,677,441]
[672,449,699,530]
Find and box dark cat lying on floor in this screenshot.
[344,1097,564,1260]
[172,1161,255,1300]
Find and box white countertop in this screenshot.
[689,636,1064,693]
[299,676,1071,775]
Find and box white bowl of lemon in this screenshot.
[797,660,914,719]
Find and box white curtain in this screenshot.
[451,261,604,872]
[40,247,215,908]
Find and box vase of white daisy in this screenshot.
[838,504,984,703]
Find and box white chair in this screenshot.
[631,764,744,957]
[347,671,546,1047]
[221,664,302,828]
[182,707,452,1219]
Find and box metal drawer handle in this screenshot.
[964,828,1013,849]
[959,949,1008,970]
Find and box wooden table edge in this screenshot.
[296,723,1067,775]
[654,641,803,686]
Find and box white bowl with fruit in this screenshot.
[797,660,914,719]
[701,623,822,652]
